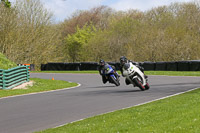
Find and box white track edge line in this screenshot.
[55,87,199,128]
[0,83,81,100]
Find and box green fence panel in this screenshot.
[5,75,27,83]
[5,71,27,80]
[5,69,27,76]
[7,80,27,90]
[6,77,27,87]
[0,66,30,90]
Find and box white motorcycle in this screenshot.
[122,62,150,91]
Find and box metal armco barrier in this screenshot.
[41,60,200,71]
[0,66,30,90]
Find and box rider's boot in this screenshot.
[102,76,107,84]
[125,78,130,85]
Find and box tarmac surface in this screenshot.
[0,73,199,133]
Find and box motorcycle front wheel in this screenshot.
[110,76,120,86]
[133,78,145,91]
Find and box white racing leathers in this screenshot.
[122,62,150,91]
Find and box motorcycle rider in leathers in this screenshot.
[119,56,147,85]
[98,59,119,84]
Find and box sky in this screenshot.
[11,0,195,22]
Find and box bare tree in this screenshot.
[0,0,61,70]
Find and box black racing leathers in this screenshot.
[99,63,118,84]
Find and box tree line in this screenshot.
[0,0,200,70]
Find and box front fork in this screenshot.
[114,71,120,77]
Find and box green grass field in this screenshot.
[32,70,200,77]
[145,71,200,76]
[32,71,99,74]
[0,78,77,98]
[0,53,17,70]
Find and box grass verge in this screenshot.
[145,71,200,76]
[0,78,78,98]
[38,88,200,133]
[32,71,200,77]
[0,52,17,70]
[32,71,99,74]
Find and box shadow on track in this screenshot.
[90,85,117,88]
[80,87,142,97]
[113,89,141,93]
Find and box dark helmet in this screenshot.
[99,59,105,66]
[119,56,127,65]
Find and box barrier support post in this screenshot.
[2,70,6,89]
[26,66,30,82]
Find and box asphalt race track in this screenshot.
[0,73,199,133]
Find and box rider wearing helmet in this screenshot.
[99,59,107,74]
[119,56,147,85]
[98,59,119,84]
[99,59,109,84]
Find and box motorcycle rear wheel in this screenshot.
[145,82,150,90]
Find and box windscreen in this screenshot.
[123,63,130,70]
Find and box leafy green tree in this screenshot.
[65,24,96,62]
[0,0,11,8]
[87,12,145,62]
[1,0,200,69]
